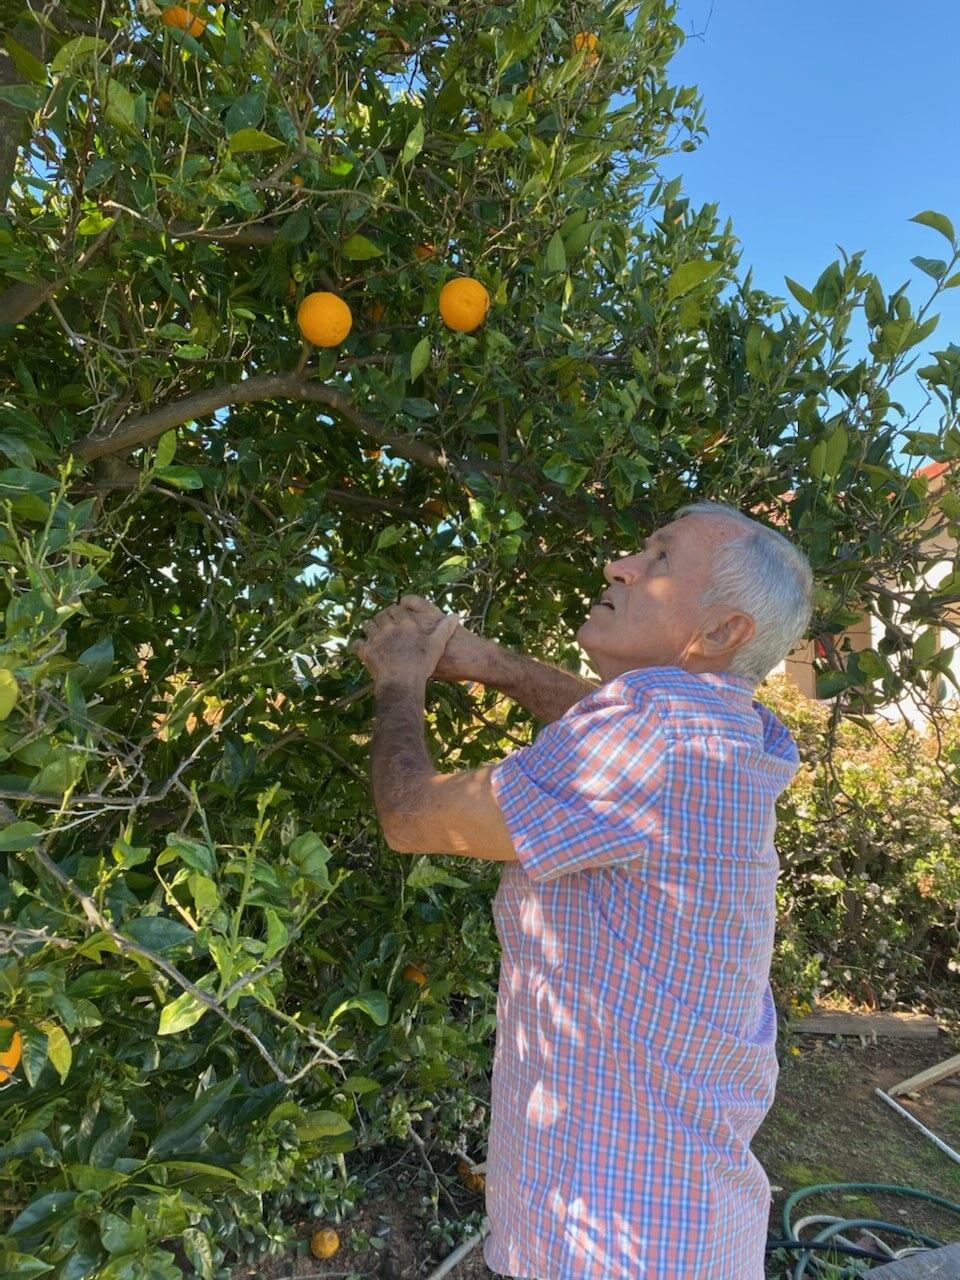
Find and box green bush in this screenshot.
[764,676,960,1015]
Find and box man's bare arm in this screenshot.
[398,596,593,723]
[370,681,517,859]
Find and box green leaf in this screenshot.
[228,128,284,153]
[102,79,140,136]
[278,208,311,245]
[43,1023,72,1083]
[157,991,208,1036]
[148,1077,238,1158]
[7,1193,80,1240]
[816,670,858,699]
[666,259,721,301]
[342,233,383,260]
[0,84,46,111]
[542,454,589,493]
[910,209,957,246]
[155,430,177,469]
[155,464,204,490]
[0,467,58,496]
[405,859,468,890]
[0,821,42,851]
[295,1109,354,1141]
[183,1228,216,1280]
[409,336,431,382]
[785,277,815,310]
[50,35,109,73]
[911,255,947,281]
[0,669,19,720]
[0,1131,58,1162]
[121,917,195,953]
[329,991,389,1027]
[75,636,114,690]
[0,1249,52,1277]
[262,909,289,962]
[375,524,404,549]
[401,118,425,165]
[224,90,266,135]
[340,1075,382,1094]
[19,1024,48,1086]
[809,440,827,481]
[160,835,216,876]
[400,397,437,418]
[545,231,567,273]
[912,628,939,666]
[822,425,848,480]
[89,1115,136,1169]
[288,831,331,887]
[4,36,47,85]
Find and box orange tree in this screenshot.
[1,0,959,1274]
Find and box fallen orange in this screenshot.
[309,1228,340,1259]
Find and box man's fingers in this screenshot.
[437,613,460,644]
[398,594,432,612]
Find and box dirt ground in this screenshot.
[232,1029,960,1280]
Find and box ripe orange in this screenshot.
[161,6,207,37]
[572,31,599,65]
[464,1173,486,1194]
[438,277,490,333]
[456,1157,472,1176]
[402,963,428,985]
[309,1228,340,1259]
[0,1020,22,1084]
[297,292,353,347]
[366,302,386,323]
[414,243,436,261]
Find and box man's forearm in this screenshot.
[370,680,434,845]
[464,639,593,723]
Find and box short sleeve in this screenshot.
[490,677,665,881]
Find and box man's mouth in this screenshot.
[598,596,615,610]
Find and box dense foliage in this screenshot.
[765,678,960,1016]
[1,0,959,1274]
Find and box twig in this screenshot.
[409,1126,461,1216]
[24,841,340,1081]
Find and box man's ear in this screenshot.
[698,610,755,660]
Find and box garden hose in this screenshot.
[777,1182,960,1279]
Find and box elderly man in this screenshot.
[352,502,813,1280]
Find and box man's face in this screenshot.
[576,514,734,681]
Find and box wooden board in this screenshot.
[797,1010,940,1040]
[865,1242,960,1276]
[889,1051,960,1097]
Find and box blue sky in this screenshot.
[667,0,960,434]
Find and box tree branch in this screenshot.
[71,368,454,472]
[0,223,116,326]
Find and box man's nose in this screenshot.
[603,555,641,584]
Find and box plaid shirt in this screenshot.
[484,668,799,1279]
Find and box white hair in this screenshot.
[677,502,813,684]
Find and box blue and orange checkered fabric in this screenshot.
[485,667,799,1279]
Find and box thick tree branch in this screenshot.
[0,223,116,326]
[72,368,452,472]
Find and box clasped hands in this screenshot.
[352,595,477,686]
